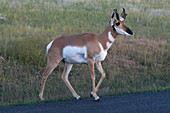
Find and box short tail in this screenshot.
[46,40,54,56]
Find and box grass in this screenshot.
[0,0,170,106]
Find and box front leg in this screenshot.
[87,59,100,101]
[95,62,106,92]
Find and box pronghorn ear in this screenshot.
[110,9,118,26]
[110,11,114,19]
[113,9,117,12]
[120,8,127,21]
[112,8,120,20]
[110,9,115,19]
[110,9,117,26]
[110,9,117,19]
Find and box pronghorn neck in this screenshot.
[103,23,117,38]
[97,23,117,50]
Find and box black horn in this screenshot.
[115,12,120,20]
[120,8,127,20]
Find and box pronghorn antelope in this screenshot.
[39,8,133,101]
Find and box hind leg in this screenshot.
[39,55,62,100]
[39,63,58,100]
[61,63,81,100]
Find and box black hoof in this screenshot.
[77,97,82,100]
[95,98,100,102]
[90,93,93,98]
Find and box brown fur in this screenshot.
[48,23,117,61]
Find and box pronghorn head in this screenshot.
[110,8,133,37]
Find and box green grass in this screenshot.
[0,0,170,106]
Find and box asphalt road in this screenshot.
[1,91,170,113]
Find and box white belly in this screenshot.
[63,46,87,64]
[63,43,108,63]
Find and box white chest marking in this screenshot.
[46,40,54,53]
[63,46,87,64]
[106,31,115,50]
[106,42,112,50]
[108,31,115,42]
[93,43,107,62]
[93,32,115,62]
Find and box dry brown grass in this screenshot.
[1,37,169,104]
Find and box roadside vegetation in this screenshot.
[0,0,170,106]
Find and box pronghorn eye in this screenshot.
[116,22,120,26]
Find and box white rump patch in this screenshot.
[46,40,54,53]
[63,46,87,64]
[114,26,132,37]
[93,43,107,62]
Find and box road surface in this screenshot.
[1,91,170,113]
